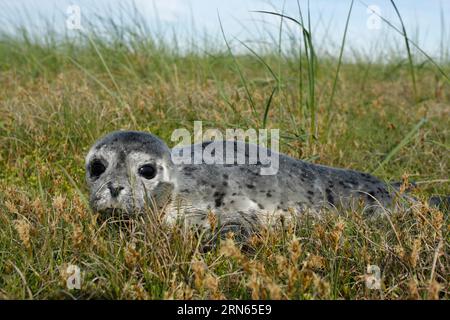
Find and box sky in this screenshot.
[1,0,449,60]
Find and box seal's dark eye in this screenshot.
[90,160,106,178]
[138,164,156,179]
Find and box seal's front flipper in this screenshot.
[201,211,260,252]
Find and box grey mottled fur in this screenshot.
[85,131,419,237]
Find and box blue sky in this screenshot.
[1,0,449,60]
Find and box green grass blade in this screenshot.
[325,0,354,137]
[359,0,450,83]
[218,14,257,118]
[390,0,418,101]
[263,86,277,128]
[373,117,427,174]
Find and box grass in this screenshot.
[0,2,449,300]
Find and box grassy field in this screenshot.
[0,6,449,299]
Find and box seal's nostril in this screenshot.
[107,183,124,198]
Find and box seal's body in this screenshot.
[86,131,399,235]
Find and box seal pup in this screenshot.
[85,131,447,238]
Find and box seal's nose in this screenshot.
[107,182,124,198]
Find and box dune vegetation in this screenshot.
[0,3,448,299]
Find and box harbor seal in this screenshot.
[85,130,447,238]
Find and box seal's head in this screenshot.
[85,131,174,217]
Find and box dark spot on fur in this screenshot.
[223,174,229,179]
[257,203,264,209]
[367,190,377,200]
[326,188,334,205]
[307,190,314,195]
[213,191,226,208]
[223,181,228,187]
[266,192,272,197]
[246,184,255,189]
[361,173,376,182]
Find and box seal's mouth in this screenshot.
[90,196,136,217]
